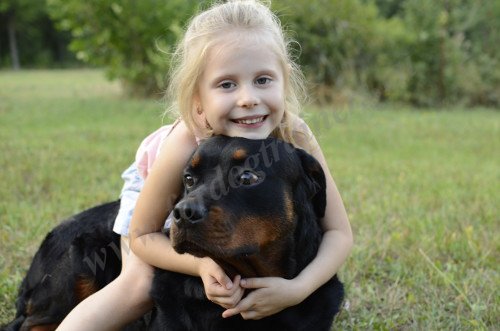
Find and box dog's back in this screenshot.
[2,202,122,331]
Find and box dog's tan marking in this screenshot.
[208,206,226,222]
[190,152,201,168]
[26,299,33,315]
[224,214,290,277]
[74,275,99,303]
[284,191,295,222]
[232,149,247,160]
[229,215,285,249]
[204,206,233,243]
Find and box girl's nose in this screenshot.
[237,85,259,108]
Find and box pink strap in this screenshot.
[135,120,203,179]
[135,121,178,179]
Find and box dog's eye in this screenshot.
[237,171,260,186]
[184,174,195,188]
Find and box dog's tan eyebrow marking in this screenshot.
[190,152,201,168]
[26,299,34,315]
[232,148,247,160]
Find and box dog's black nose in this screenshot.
[173,199,207,227]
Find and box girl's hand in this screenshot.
[198,257,245,309]
[222,277,306,320]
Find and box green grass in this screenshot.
[307,106,499,329]
[1,70,498,330]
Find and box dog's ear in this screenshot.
[295,148,327,218]
[290,148,326,273]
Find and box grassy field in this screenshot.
[0,70,498,330]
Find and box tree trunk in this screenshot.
[437,0,450,104]
[7,13,21,70]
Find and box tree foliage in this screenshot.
[273,0,499,107]
[3,0,498,107]
[273,0,380,102]
[273,0,413,104]
[46,0,198,97]
[401,0,500,106]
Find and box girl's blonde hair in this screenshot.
[165,0,306,144]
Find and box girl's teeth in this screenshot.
[237,117,264,124]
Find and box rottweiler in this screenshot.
[2,136,344,331]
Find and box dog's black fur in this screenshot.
[2,136,344,331]
[1,202,128,331]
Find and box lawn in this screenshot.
[0,69,498,329]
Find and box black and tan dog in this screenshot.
[2,136,344,331]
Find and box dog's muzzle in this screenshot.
[173,197,207,228]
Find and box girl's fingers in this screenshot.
[207,275,242,297]
[211,269,233,290]
[240,310,260,320]
[207,285,232,297]
[201,258,233,290]
[240,277,268,289]
[233,274,242,286]
[212,294,241,309]
[216,275,233,290]
[222,296,253,318]
[207,275,245,308]
[222,306,241,318]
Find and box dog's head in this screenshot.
[170,136,326,278]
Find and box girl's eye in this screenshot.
[219,81,235,89]
[184,174,195,188]
[236,171,260,186]
[256,77,271,85]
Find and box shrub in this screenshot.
[47,0,197,97]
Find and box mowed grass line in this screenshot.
[0,70,498,329]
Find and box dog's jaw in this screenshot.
[172,238,285,278]
[172,230,295,279]
[217,250,292,279]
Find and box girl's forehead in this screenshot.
[206,31,282,64]
[204,45,283,81]
[211,30,277,53]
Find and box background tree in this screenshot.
[2,0,497,107]
[273,0,411,104]
[46,0,198,97]
[372,0,405,18]
[1,0,44,69]
[0,0,73,69]
[401,0,499,106]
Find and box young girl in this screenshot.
[57,1,352,329]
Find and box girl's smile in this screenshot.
[231,115,268,127]
[197,33,286,140]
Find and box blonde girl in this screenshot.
[58,1,352,329]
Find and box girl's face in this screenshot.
[196,34,286,139]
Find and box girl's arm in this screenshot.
[223,124,353,320]
[129,121,202,274]
[129,122,244,308]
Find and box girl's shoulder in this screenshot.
[136,120,198,179]
[287,113,318,153]
[163,120,198,147]
[159,120,199,164]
